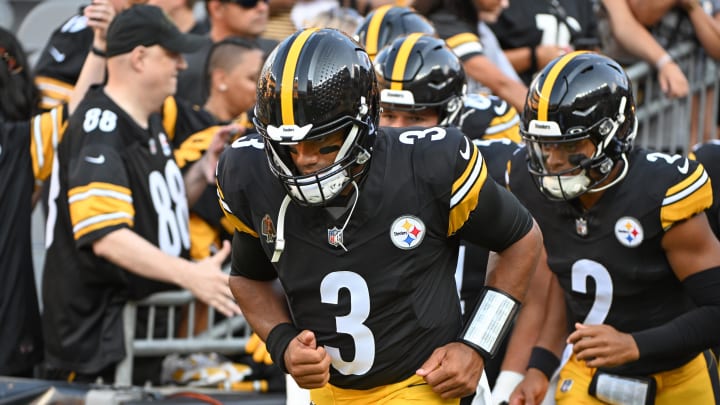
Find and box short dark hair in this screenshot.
[203,37,261,99]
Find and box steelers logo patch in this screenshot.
[390,215,425,250]
[614,216,643,247]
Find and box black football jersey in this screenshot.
[489,0,598,84]
[458,93,521,143]
[34,14,93,109]
[42,87,190,373]
[507,147,713,375]
[690,140,720,238]
[0,105,67,374]
[217,126,520,389]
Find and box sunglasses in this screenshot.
[225,0,268,9]
[0,47,22,74]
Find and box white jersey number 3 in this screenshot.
[320,271,375,375]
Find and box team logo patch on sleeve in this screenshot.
[614,216,643,247]
[390,215,425,249]
[261,214,276,243]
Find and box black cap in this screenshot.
[106,4,206,57]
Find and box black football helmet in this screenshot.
[254,28,379,207]
[374,34,465,126]
[354,5,436,61]
[521,51,637,201]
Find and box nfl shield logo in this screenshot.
[328,227,343,247]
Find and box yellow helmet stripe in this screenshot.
[281,28,319,125]
[538,51,591,121]
[366,5,393,57]
[390,32,424,90]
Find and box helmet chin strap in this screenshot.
[271,181,360,262]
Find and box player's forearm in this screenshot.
[536,273,568,356]
[92,227,191,286]
[485,220,543,301]
[499,250,552,373]
[229,275,292,341]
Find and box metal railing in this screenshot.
[627,41,719,154]
[114,290,250,386]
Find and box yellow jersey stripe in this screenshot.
[281,28,318,125]
[366,5,393,57]
[665,164,704,202]
[452,140,479,200]
[162,96,178,141]
[36,76,73,108]
[69,182,132,199]
[30,105,67,182]
[74,216,134,240]
[445,33,478,48]
[660,169,712,229]
[174,125,219,169]
[391,33,424,90]
[448,144,487,235]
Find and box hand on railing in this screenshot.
[656,54,689,98]
[180,240,242,318]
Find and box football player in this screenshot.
[373,34,521,144]
[373,34,540,399]
[353,5,436,61]
[507,51,720,404]
[216,28,543,403]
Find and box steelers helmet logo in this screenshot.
[614,216,643,247]
[390,215,425,249]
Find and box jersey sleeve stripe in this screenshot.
[35,76,73,109]
[31,105,67,182]
[664,164,705,202]
[661,168,712,230]
[174,125,217,169]
[217,185,259,237]
[69,189,134,228]
[162,96,179,141]
[451,142,480,204]
[486,113,520,135]
[449,145,488,235]
[449,41,483,60]
[445,33,479,48]
[219,199,258,237]
[73,214,134,240]
[69,182,132,199]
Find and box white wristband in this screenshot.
[655,53,673,70]
[491,370,525,405]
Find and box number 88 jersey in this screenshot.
[43,88,189,373]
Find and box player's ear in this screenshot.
[129,45,148,70]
